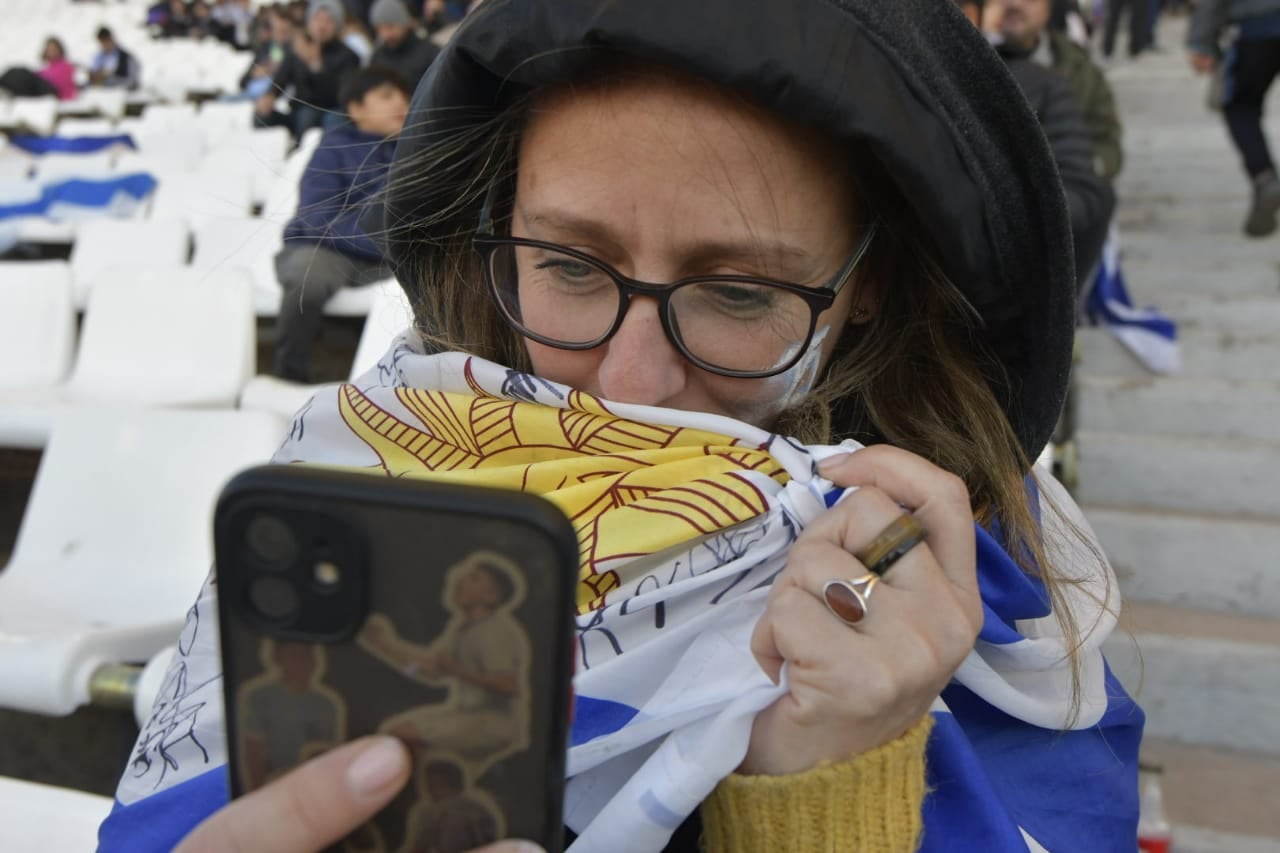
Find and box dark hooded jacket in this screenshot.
[368,0,1079,461]
[997,45,1116,285]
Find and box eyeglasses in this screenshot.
[473,201,878,379]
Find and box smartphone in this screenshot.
[214,464,578,853]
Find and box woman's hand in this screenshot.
[741,445,984,776]
[175,736,544,853]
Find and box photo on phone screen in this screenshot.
[215,466,577,853]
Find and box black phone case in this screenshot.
[215,465,577,853]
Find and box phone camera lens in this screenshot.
[312,560,341,590]
[248,575,300,622]
[245,514,299,569]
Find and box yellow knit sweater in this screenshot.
[701,715,934,852]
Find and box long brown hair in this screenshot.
[380,66,1095,715]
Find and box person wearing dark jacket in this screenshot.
[1188,0,1280,236]
[256,0,361,137]
[369,0,439,89]
[101,1,1142,851]
[239,6,295,98]
[1002,0,1124,180]
[88,27,141,90]
[273,67,410,381]
[997,49,1116,286]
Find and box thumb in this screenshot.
[177,736,411,853]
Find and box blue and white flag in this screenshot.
[98,344,1143,853]
[6,134,136,156]
[1084,226,1181,375]
[0,173,156,223]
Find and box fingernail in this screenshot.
[501,843,546,853]
[346,736,408,797]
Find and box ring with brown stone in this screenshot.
[822,574,880,626]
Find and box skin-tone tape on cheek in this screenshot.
[772,324,830,409]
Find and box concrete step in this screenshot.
[1156,294,1280,334]
[1117,200,1254,237]
[1103,602,1280,758]
[1116,261,1280,299]
[1118,232,1280,271]
[1086,506,1280,620]
[1143,737,1280,844]
[1077,376,1280,442]
[1075,431,1280,518]
[1077,326,1280,383]
[1174,828,1280,853]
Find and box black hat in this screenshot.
[368,0,1075,459]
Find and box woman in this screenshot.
[37,38,77,101]
[0,37,76,101]
[99,0,1143,851]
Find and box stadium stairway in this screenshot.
[1078,19,1280,853]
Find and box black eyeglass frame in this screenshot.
[472,193,879,379]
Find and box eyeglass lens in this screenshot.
[488,243,817,375]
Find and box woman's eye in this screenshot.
[535,258,597,280]
[703,283,775,312]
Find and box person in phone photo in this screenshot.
[400,757,502,853]
[101,1,1144,851]
[358,553,531,771]
[236,640,345,789]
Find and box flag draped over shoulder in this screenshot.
[100,335,1143,853]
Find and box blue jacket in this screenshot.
[283,124,394,261]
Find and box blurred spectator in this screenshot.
[0,37,78,100]
[158,0,194,37]
[370,0,438,89]
[344,16,375,65]
[256,0,361,137]
[1001,0,1124,180]
[1102,0,1152,59]
[210,0,256,47]
[189,1,216,39]
[422,0,471,30]
[1049,0,1092,46]
[1188,0,1280,236]
[273,67,410,381]
[240,6,295,99]
[993,31,1116,285]
[88,27,141,90]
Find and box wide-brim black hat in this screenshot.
[367,0,1076,459]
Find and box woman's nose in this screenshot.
[594,296,687,406]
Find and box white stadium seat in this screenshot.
[0,408,284,715]
[69,218,190,305]
[147,170,254,229]
[0,261,76,390]
[0,776,113,851]
[0,98,58,136]
[31,151,118,183]
[0,273,256,449]
[190,215,284,314]
[54,117,118,137]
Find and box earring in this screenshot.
[849,306,870,323]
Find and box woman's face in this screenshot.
[512,73,869,429]
[42,40,62,63]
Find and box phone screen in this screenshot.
[216,466,576,853]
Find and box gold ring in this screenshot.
[855,514,927,576]
[822,574,879,626]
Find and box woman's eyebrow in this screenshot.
[518,206,822,277]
